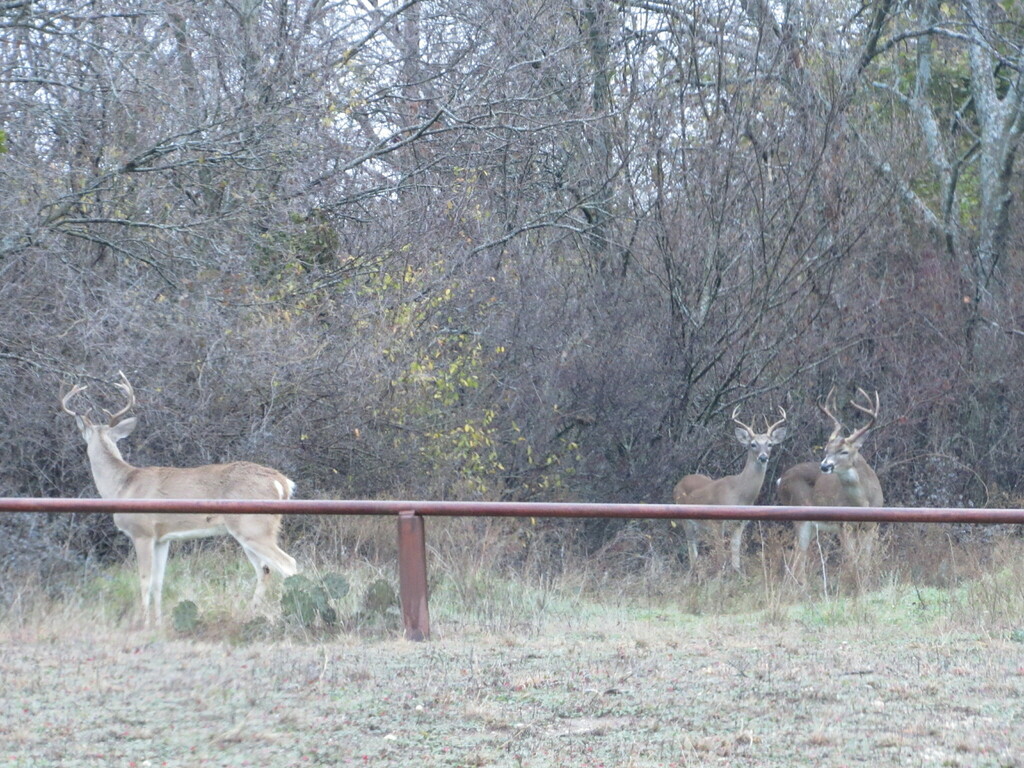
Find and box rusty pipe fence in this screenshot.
[4,497,1024,640]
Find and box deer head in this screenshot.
[818,387,879,476]
[732,405,788,466]
[61,371,138,448]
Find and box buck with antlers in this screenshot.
[673,406,788,572]
[776,387,883,586]
[61,372,298,627]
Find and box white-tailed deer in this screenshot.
[673,406,787,572]
[777,387,883,586]
[61,372,298,627]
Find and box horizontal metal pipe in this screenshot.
[1,497,1022,524]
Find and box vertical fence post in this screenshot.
[397,510,430,641]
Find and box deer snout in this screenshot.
[758,452,770,465]
[820,459,835,474]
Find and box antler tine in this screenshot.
[817,386,844,441]
[102,371,136,426]
[847,387,879,442]
[60,383,91,422]
[850,387,880,419]
[731,404,757,436]
[765,406,787,435]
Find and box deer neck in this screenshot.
[735,451,768,496]
[833,459,871,506]
[86,435,135,499]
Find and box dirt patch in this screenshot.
[1,614,1022,767]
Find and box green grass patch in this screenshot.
[4,536,1024,645]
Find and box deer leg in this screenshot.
[150,539,171,626]
[712,522,730,573]
[862,523,878,564]
[237,540,297,608]
[790,522,812,583]
[844,523,878,593]
[240,546,271,608]
[840,524,862,592]
[131,536,156,628]
[796,521,812,553]
[226,517,297,579]
[683,520,701,570]
[238,538,297,578]
[863,525,879,589]
[729,521,749,572]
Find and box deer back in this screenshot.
[776,462,819,506]
[673,474,712,503]
[679,469,764,506]
[120,461,295,501]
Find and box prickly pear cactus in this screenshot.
[362,578,396,615]
[171,600,200,634]
[281,573,350,628]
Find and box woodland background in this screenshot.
[3,0,1024,581]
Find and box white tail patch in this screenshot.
[274,478,295,500]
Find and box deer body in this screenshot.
[63,374,298,627]
[674,407,787,572]
[777,388,882,587]
[781,459,883,551]
[776,461,818,507]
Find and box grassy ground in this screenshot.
[2,530,1024,767]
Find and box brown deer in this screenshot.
[777,387,883,587]
[62,372,298,627]
[674,406,787,572]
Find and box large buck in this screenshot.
[61,372,298,627]
[673,406,787,572]
[776,387,883,586]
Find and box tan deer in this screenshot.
[776,387,883,587]
[673,406,787,572]
[61,372,298,627]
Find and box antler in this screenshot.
[733,405,787,437]
[817,386,844,442]
[731,405,758,437]
[102,371,136,426]
[60,383,94,426]
[764,406,787,436]
[846,387,879,444]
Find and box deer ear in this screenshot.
[734,427,752,444]
[770,426,787,444]
[108,417,137,441]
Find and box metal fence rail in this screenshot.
[4,497,1022,640]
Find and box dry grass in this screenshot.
[2,520,1024,767]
